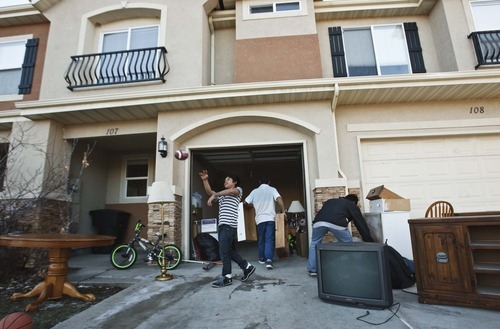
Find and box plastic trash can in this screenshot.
[90,209,130,253]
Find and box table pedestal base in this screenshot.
[10,248,96,312]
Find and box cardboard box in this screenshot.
[244,207,257,241]
[237,205,258,242]
[366,185,411,212]
[275,213,286,249]
[366,185,403,200]
[201,218,217,233]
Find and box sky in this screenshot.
[0,0,31,7]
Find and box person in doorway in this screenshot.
[198,169,256,288]
[307,194,374,276]
[244,177,286,269]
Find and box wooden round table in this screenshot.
[0,233,115,312]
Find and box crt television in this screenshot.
[317,242,393,309]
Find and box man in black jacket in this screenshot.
[307,194,374,276]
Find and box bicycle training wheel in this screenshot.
[158,244,182,270]
[110,244,137,270]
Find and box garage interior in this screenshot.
[190,144,306,259]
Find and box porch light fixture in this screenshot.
[158,136,168,158]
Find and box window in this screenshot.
[101,26,159,82]
[125,159,149,198]
[471,0,500,31]
[249,2,300,14]
[250,4,273,13]
[102,26,158,52]
[328,23,425,78]
[0,40,25,95]
[276,2,300,11]
[245,1,304,19]
[344,25,411,77]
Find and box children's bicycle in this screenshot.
[110,220,182,270]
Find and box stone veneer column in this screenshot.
[147,195,182,248]
[313,186,362,241]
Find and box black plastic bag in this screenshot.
[193,233,220,261]
[386,244,416,289]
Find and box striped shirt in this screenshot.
[218,186,243,228]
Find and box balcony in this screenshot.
[64,47,169,90]
[468,31,500,69]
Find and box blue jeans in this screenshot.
[257,221,276,261]
[307,225,353,273]
[218,225,248,276]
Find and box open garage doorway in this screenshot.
[189,144,306,261]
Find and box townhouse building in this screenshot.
[1,0,500,257]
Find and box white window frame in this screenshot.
[243,1,306,20]
[0,34,31,100]
[122,157,153,202]
[98,25,160,83]
[470,0,500,31]
[99,25,159,53]
[343,24,412,77]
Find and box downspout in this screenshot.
[208,16,215,85]
[331,83,348,195]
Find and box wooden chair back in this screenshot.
[425,201,454,218]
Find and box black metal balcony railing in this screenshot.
[64,47,169,90]
[468,30,500,69]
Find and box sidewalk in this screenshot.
[53,250,500,329]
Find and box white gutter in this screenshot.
[208,16,215,86]
[331,83,347,187]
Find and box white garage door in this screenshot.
[360,134,500,218]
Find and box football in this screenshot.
[174,150,189,160]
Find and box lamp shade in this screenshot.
[148,181,175,203]
[288,200,305,213]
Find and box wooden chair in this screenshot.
[424,201,454,218]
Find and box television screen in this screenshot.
[317,242,393,309]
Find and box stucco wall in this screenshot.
[235,0,317,40]
[160,101,340,187]
[214,28,236,85]
[235,34,323,82]
[38,0,214,100]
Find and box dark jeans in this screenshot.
[257,221,275,261]
[218,224,247,276]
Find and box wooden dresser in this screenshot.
[408,215,500,310]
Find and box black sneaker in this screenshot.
[258,258,265,264]
[265,260,274,270]
[308,271,317,277]
[241,264,256,282]
[212,276,232,288]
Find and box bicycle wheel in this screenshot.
[110,244,137,269]
[158,244,182,270]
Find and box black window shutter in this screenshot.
[18,38,39,95]
[328,26,347,77]
[404,23,426,74]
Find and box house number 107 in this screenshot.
[470,106,484,114]
[106,128,119,135]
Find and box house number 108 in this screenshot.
[470,106,484,114]
[106,128,119,135]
